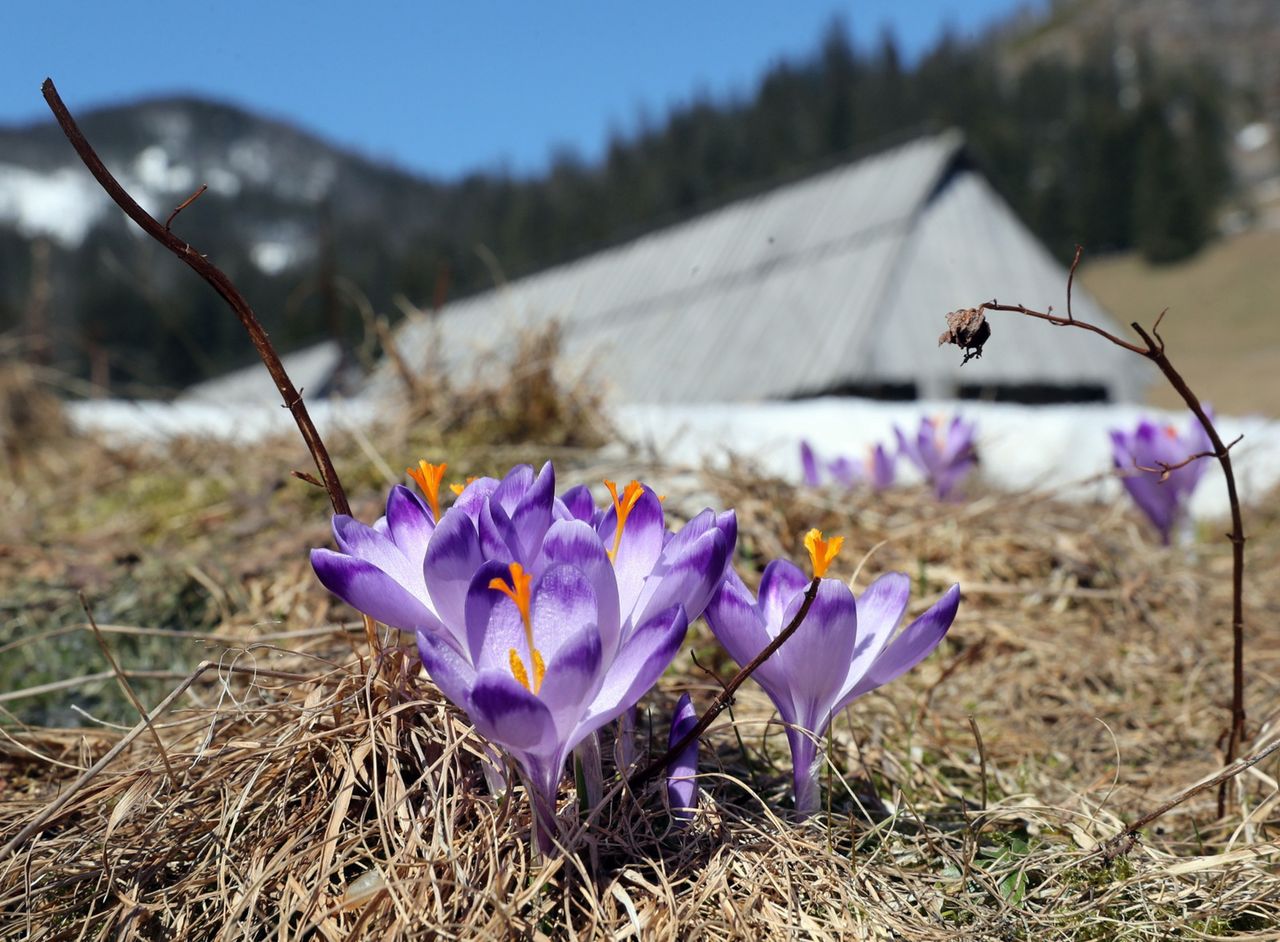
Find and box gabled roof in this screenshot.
[375,131,1148,404]
[177,340,346,405]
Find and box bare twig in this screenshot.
[41,79,349,519]
[291,469,326,489]
[1065,244,1082,322]
[0,661,215,860]
[688,649,730,695]
[967,245,1248,816]
[630,577,821,789]
[1106,736,1280,856]
[165,183,208,230]
[79,593,177,782]
[41,78,379,654]
[1134,435,1242,480]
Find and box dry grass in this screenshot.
[1079,229,1280,417]
[3,429,1280,940]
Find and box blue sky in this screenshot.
[4,1,1037,180]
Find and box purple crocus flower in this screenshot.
[311,462,733,650]
[704,529,960,816]
[666,692,699,825]
[311,461,735,850]
[1109,412,1213,544]
[894,415,977,500]
[799,441,897,490]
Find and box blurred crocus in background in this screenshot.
[1109,411,1213,544]
[311,461,735,852]
[799,440,897,490]
[704,529,960,816]
[894,415,977,500]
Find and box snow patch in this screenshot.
[205,166,241,196]
[68,394,1280,528]
[68,398,378,444]
[250,239,303,274]
[133,146,195,193]
[616,398,1280,524]
[0,163,108,245]
[229,139,272,185]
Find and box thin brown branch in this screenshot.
[979,299,1147,354]
[1108,736,1280,853]
[1134,435,1243,480]
[972,249,1249,817]
[688,649,731,695]
[291,469,326,489]
[41,79,349,518]
[1065,244,1082,322]
[165,183,208,230]
[630,577,821,789]
[42,78,380,655]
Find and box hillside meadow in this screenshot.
[2,349,1279,940]
[1081,229,1280,417]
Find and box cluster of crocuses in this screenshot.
[311,460,960,850]
[1110,410,1213,545]
[800,414,978,500]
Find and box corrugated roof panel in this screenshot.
[869,171,1150,399]
[371,130,1149,405]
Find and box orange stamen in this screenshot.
[508,648,531,691]
[407,460,447,520]
[604,479,645,562]
[803,528,844,579]
[490,563,543,692]
[449,476,478,496]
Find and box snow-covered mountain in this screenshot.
[0,96,454,390]
[0,95,444,263]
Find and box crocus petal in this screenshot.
[558,484,596,523]
[773,579,858,735]
[666,692,699,824]
[578,604,688,736]
[528,564,600,664]
[507,462,555,561]
[870,445,897,489]
[311,548,442,635]
[478,499,516,563]
[332,515,420,590]
[537,519,622,656]
[469,672,558,754]
[894,425,920,469]
[492,464,535,516]
[606,487,666,616]
[452,476,500,519]
[800,440,821,487]
[423,506,484,643]
[537,623,603,727]
[704,570,789,694]
[631,526,728,630]
[465,559,524,664]
[838,572,911,700]
[715,510,738,561]
[385,485,434,557]
[828,456,858,489]
[1112,427,1177,542]
[757,559,810,636]
[416,626,478,707]
[840,583,960,707]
